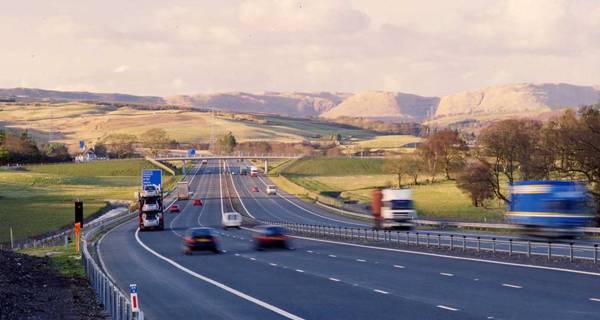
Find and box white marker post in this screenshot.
[10,227,14,249]
[130,284,140,318]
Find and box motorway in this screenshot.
[99,160,600,319]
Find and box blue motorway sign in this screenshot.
[187,148,196,157]
[130,284,137,294]
[79,140,85,150]
[142,169,162,188]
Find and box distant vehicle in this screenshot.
[182,227,220,254]
[240,167,248,175]
[250,166,258,177]
[222,211,242,229]
[142,185,160,197]
[253,225,292,250]
[266,185,277,195]
[372,189,417,229]
[192,199,203,206]
[506,180,595,237]
[201,159,208,165]
[251,186,259,193]
[177,181,190,200]
[231,170,237,175]
[169,204,180,213]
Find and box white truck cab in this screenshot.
[222,212,242,229]
[380,189,417,229]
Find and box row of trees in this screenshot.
[0,130,70,165]
[101,129,179,158]
[383,104,600,213]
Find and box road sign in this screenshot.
[129,284,140,312]
[187,148,196,157]
[79,140,85,150]
[142,169,162,188]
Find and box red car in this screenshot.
[192,199,203,206]
[169,204,180,213]
[253,225,292,250]
[251,186,259,192]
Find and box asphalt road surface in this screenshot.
[99,160,600,319]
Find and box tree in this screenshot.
[384,156,422,188]
[140,128,170,157]
[418,129,467,181]
[543,105,600,210]
[103,133,137,159]
[93,142,108,158]
[216,132,237,154]
[41,143,71,162]
[477,119,545,202]
[456,160,495,207]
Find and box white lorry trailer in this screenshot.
[177,181,190,200]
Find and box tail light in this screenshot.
[184,237,194,244]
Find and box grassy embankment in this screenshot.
[0,159,178,242]
[19,243,85,278]
[273,157,504,222]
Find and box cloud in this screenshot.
[113,65,131,73]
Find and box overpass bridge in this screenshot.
[153,154,303,174]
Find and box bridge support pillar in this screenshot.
[264,159,269,174]
[182,160,187,175]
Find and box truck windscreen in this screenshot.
[388,200,413,210]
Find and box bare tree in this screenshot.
[456,160,495,207]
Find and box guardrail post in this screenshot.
[492,238,496,254]
[462,235,466,251]
[595,244,598,264]
[416,232,419,246]
[527,241,531,257]
[548,242,552,260]
[450,235,454,251]
[509,239,513,256]
[477,237,480,253]
[406,232,410,245]
[344,227,348,239]
[396,231,400,245]
[437,234,441,248]
[569,243,574,262]
[426,233,430,248]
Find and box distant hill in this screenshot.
[430,83,600,125]
[0,88,165,105]
[320,91,439,122]
[166,91,351,117]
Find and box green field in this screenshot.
[0,159,172,242]
[354,135,423,149]
[282,157,385,176]
[278,157,504,222]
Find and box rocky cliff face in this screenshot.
[434,83,600,119]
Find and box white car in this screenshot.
[222,212,242,229]
[142,185,160,197]
[266,185,277,195]
[142,199,160,212]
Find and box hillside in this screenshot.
[0,87,164,105]
[167,91,350,117]
[320,91,439,122]
[432,83,600,123]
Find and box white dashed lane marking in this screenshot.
[589,298,600,302]
[356,259,366,262]
[296,269,304,273]
[437,305,459,311]
[440,273,454,277]
[269,263,278,267]
[502,283,522,289]
[374,289,389,294]
[393,265,405,269]
[329,255,337,258]
[329,278,341,282]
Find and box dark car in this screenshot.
[182,227,220,254]
[253,225,292,250]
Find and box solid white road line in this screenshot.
[501,283,522,289]
[255,174,364,226]
[134,229,304,320]
[374,289,389,294]
[437,305,459,311]
[329,277,341,282]
[589,298,600,302]
[289,235,600,277]
[440,273,454,277]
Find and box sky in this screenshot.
[1,0,600,97]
